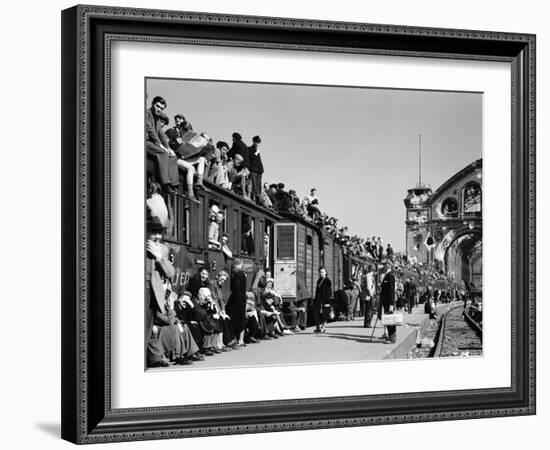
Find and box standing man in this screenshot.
[145,96,180,194]
[248,135,264,203]
[313,267,332,334]
[386,243,394,261]
[379,262,397,343]
[404,277,417,313]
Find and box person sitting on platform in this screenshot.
[211,270,237,349]
[147,290,203,367]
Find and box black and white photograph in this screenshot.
[144,78,483,370]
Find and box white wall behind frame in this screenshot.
[0,1,544,450]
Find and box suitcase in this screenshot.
[381,312,403,326]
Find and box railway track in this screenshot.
[433,304,483,358]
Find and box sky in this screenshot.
[146,78,482,252]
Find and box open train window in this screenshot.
[208,199,226,250]
[241,213,255,256]
[264,219,273,265]
[275,224,296,261]
[161,193,189,245]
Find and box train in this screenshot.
[147,156,374,310]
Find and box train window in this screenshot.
[208,200,225,250]
[306,234,313,245]
[275,224,296,261]
[241,213,255,256]
[265,219,273,266]
[163,194,189,245]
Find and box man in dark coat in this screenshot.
[227,132,250,169]
[379,262,397,343]
[248,135,264,203]
[313,267,332,333]
[145,96,180,193]
[403,278,417,313]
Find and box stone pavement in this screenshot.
[150,306,431,371]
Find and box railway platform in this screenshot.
[152,306,432,371]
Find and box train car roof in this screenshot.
[147,155,281,221]
[204,179,282,221]
[278,211,321,231]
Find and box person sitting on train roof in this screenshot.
[288,189,302,215]
[227,154,252,200]
[258,182,274,210]
[266,184,278,208]
[145,96,180,195]
[176,132,215,202]
[307,198,321,221]
[165,113,193,151]
[248,136,264,204]
[206,141,231,188]
[227,132,250,169]
[275,183,293,212]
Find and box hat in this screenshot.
[252,135,262,144]
[210,204,220,214]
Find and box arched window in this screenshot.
[441,197,459,217]
[463,182,481,213]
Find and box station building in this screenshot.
[404,159,482,288]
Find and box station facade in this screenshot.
[404,159,482,288]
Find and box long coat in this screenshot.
[380,271,396,307]
[227,271,247,335]
[314,277,332,311]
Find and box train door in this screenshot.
[273,222,297,299]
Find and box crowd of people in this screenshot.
[145,95,395,261]
[145,94,471,366]
[145,249,309,367]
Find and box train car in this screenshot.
[272,214,319,303]
[342,252,371,283]
[319,229,344,293]
[272,213,350,303]
[147,157,281,299]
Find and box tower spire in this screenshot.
[418,133,422,188]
